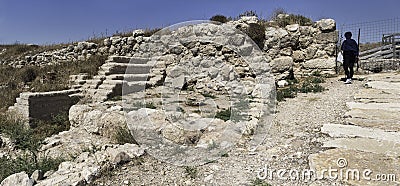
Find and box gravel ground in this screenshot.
[92,76,364,186]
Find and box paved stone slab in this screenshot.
[321,124,400,143]
[345,109,400,131]
[309,148,400,186]
[364,73,400,82]
[354,88,400,103]
[346,102,400,112]
[347,118,400,132]
[365,81,400,90]
[322,138,400,156]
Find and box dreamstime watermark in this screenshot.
[256,158,397,183]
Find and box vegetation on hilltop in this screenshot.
[0,55,107,111]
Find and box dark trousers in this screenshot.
[343,52,356,79]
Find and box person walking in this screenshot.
[341,32,359,84]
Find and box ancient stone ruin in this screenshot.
[1,16,344,185]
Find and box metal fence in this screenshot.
[338,17,400,46]
[338,18,400,72]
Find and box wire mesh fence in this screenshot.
[338,17,400,49]
[337,18,400,71]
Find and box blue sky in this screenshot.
[0,0,399,45]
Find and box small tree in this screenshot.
[270,8,287,21]
[210,15,229,23]
[239,10,258,17]
[245,23,266,49]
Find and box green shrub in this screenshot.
[270,8,287,20]
[276,85,298,102]
[0,113,70,152]
[31,113,70,139]
[0,115,38,152]
[251,178,272,186]
[215,108,231,121]
[0,114,67,181]
[299,82,325,93]
[114,126,138,145]
[210,15,229,23]
[271,13,313,27]
[19,67,38,83]
[143,28,162,37]
[184,166,198,179]
[276,76,325,101]
[176,106,185,113]
[239,10,258,17]
[0,55,106,110]
[201,92,216,99]
[145,102,156,109]
[0,155,64,182]
[244,23,266,49]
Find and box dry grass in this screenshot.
[0,113,68,181]
[0,55,107,110]
[0,43,70,61]
[359,42,382,52]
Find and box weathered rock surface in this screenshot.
[1,172,34,186]
[302,58,336,69]
[309,148,400,186]
[309,72,400,186]
[37,144,145,186]
[316,19,336,32]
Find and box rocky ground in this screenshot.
[92,73,385,186]
[2,16,398,186]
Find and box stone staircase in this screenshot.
[71,56,156,103]
[309,73,400,185]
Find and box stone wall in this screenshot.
[8,89,80,124]
[2,17,338,79]
[263,18,338,79]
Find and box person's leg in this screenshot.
[349,62,354,79]
[343,56,350,79]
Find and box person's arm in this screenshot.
[354,40,359,56]
[341,40,345,51]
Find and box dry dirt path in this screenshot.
[94,73,399,186]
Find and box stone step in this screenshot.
[106,74,149,81]
[321,123,400,143]
[69,93,85,100]
[322,138,400,156]
[101,79,125,86]
[71,85,82,89]
[106,56,150,64]
[365,81,400,90]
[345,109,400,131]
[97,81,147,96]
[81,80,103,89]
[84,89,104,96]
[101,63,152,75]
[73,80,87,85]
[354,88,400,101]
[85,79,103,84]
[365,73,400,82]
[123,81,147,95]
[346,102,400,112]
[309,148,400,186]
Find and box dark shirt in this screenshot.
[341,39,359,56]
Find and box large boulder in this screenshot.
[292,50,306,62]
[69,104,126,138]
[302,58,336,69]
[270,56,294,73]
[286,24,299,32]
[316,19,336,32]
[0,172,34,186]
[315,31,338,44]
